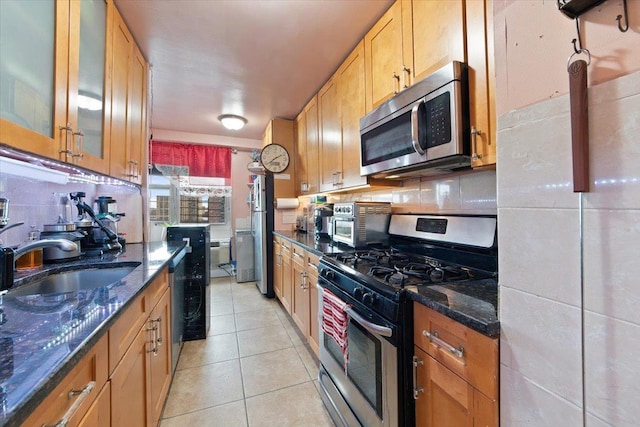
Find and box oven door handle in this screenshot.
[317,284,393,338]
[345,307,393,338]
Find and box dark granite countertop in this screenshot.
[273,231,499,337]
[0,242,185,427]
[406,279,499,337]
[273,230,347,256]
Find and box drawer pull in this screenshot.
[42,381,96,427]
[293,252,303,259]
[308,262,318,271]
[423,330,464,358]
[412,356,424,400]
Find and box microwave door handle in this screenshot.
[411,100,426,155]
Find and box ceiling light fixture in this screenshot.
[218,114,247,130]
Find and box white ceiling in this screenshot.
[114,0,394,141]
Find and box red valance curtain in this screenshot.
[150,141,231,178]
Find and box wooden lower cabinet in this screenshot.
[110,277,172,427]
[275,239,321,358]
[21,267,173,427]
[291,251,310,336]
[110,320,150,426]
[307,253,320,356]
[148,288,172,427]
[78,381,111,427]
[20,336,109,427]
[413,302,498,427]
[273,237,283,299]
[280,242,293,314]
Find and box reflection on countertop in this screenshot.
[273,230,347,255]
[405,279,499,337]
[0,242,185,427]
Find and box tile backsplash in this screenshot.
[274,169,497,232]
[0,168,143,247]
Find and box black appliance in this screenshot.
[168,246,187,373]
[359,61,470,180]
[313,203,333,239]
[317,214,498,427]
[167,225,210,341]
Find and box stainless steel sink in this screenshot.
[7,263,140,297]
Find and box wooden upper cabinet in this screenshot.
[402,0,465,85]
[110,6,148,183]
[337,41,366,189]
[466,0,496,167]
[364,1,403,112]
[295,110,307,195]
[318,77,341,192]
[127,44,147,185]
[304,96,320,195]
[296,95,320,196]
[0,0,111,173]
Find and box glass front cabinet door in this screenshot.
[0,0,110,174]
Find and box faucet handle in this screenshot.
[0,247,15,293]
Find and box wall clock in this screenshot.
[260,143,290,173]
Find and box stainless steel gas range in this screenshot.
[317,214,498,427]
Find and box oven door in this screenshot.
[332,217,355,247]
[317,282,398,427]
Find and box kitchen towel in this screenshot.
[321,288,350,373]
[275,198,299,209]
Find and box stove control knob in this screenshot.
[353,286,364,299]
[362,293,376,306]
[324,270,335,280]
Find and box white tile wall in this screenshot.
[500,364,583,427]
[499,287,582,405]
[498,208,581,306]
[498,67,640,425]
[585,311,640,426]
[584,209,640,325]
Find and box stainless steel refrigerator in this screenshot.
[251,174,275,297]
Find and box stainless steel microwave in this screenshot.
[359,61,470,179]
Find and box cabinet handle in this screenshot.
[276,253,282,267]
[402,65,411,89]
[58,124,74,160]
[392,72,400,94]
[301,271,308,290]
[422,330,464,358]
[301,182,309,193]
[151,317,162,344]
[293,252,303,259]
[332,171,342,186]
[471,126,483,161]
[42,380,96,427]
[308,262,318,272]
[71,130,84,160]
[147,325,158,355]
[412,356,424,400]
[127,160,139,178]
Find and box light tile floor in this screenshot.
[160,276,335,427]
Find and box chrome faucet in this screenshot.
[0,239,78,294]
[13,239,77,261]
